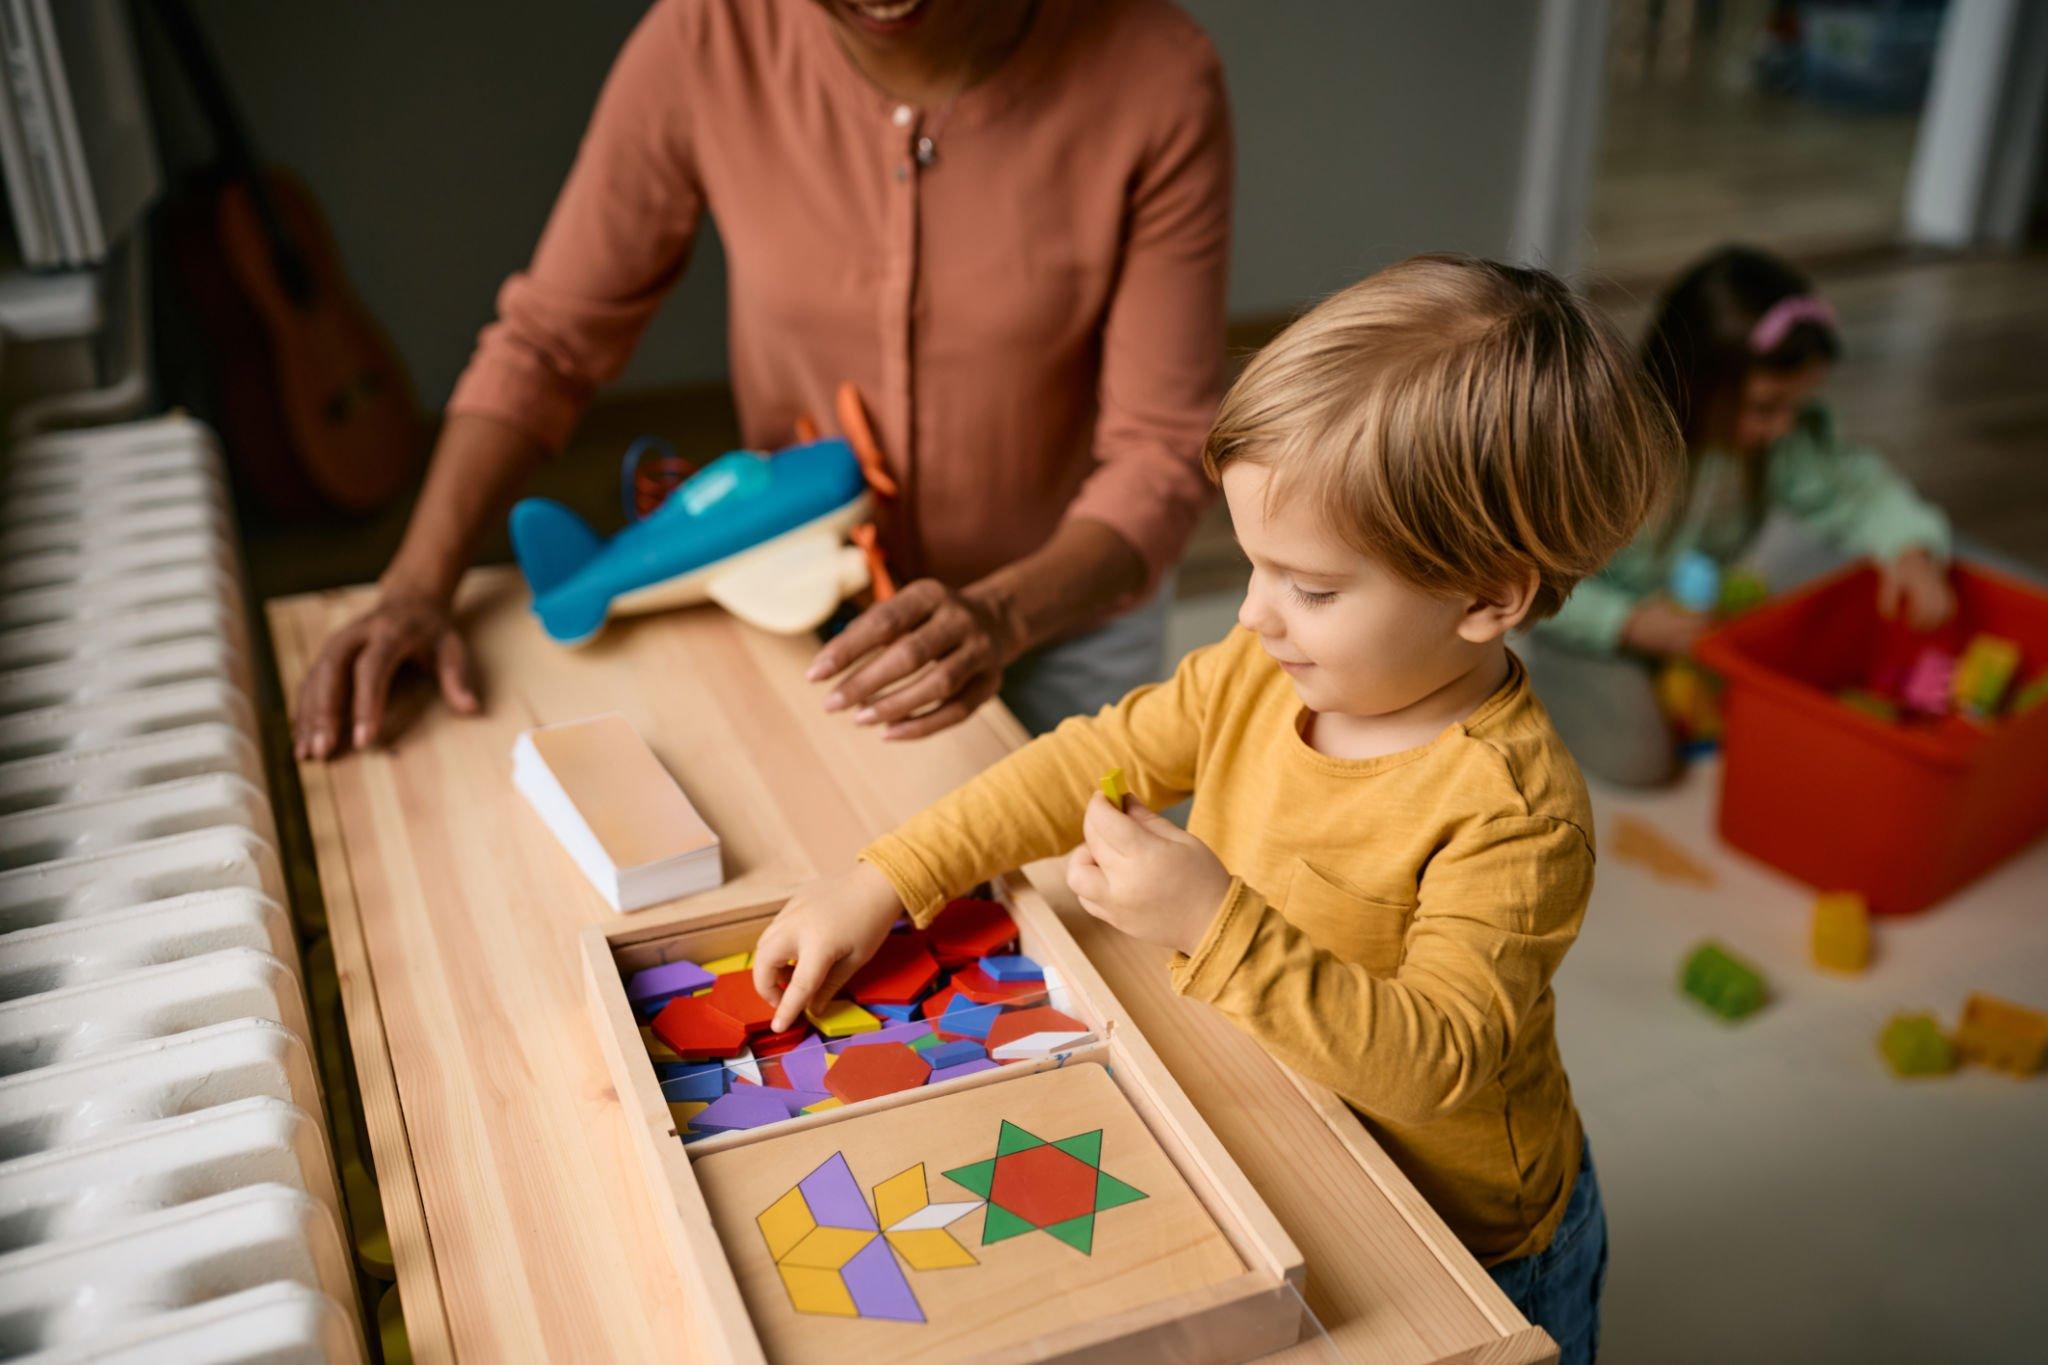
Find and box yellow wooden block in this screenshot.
[1099,766,1129,806]
[701,950,753,975]
[667,1100,709,1131]
[802,1098,843,1114]
[756,1186,814,1262]
[1810,892,1870,974]
[776,1263,858,1317]
[872,1164,927,1230]
[887,1228,978,1270]
[1952,634,2020,714]
[640,1026,681,1064]
[781,1226,874,1271]
[807,999,879,1038]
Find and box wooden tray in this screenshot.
[582,876,1306,1363]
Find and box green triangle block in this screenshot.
[981,1202,1037,1245]
[1051,1129,1102,1167]
[1043,1213,1096,1254]
[995,1120,1045,1157]
[1095,1171,1148,1212]
[942,1157,996,1199]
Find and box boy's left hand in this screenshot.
[1878,547,1955,631]
[1065,794,1232,956]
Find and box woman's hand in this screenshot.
[753,862,907,1032]
[292,589,480,759]
[1065,795,1232,956]
[1878,547,1955,631]
[806,579,1024,741]
[1621,601,1713,660]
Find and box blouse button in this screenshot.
[891,104,914,128]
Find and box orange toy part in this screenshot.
[835,381,899,498]
[852,522,896,603]
[1953,992,2048,1075]
[1608,816,1718,888]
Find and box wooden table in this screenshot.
[268,568,1552,1364]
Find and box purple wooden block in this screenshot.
[626,959,715,1006]
[921,1040,985,1071]
[782,1036,829,1092]
[835,1021,932,1052]
[841,1233,923,1322]
[799,1152,877,1230]
[752,1085,835,1116]
[978,953,1043,983]
[928,1058,1001,1084]
[690,1086,790,1133]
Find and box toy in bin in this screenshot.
[1695,561,2048,914]
[1653,552,1770,750]
[510,383,899,644]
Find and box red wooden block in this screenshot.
[822,1041,932,1105]
[706,971,776,1034]
[949,964,1047,1007]
[756,1055,790,1089]
[648,997,748,1059]
[984,1005,1087,1056]
[927,897,1017,967]
[845,935,940,1006]
[752,1025,812,1057]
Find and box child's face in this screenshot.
[1222,463,1509,718]
[1723,359,1830,458]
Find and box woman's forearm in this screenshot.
[966,517,1149,658]
[380,413,551,603]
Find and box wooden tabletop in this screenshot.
[267,568,1550,1364]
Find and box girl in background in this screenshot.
[1531,245,1954,786]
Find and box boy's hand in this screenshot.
[1878,548,1955,631]
[1621,601,1712,659]
[753,862,905,1032]
[1065,794,1231,956]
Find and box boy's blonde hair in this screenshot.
[1203,255,1680,622]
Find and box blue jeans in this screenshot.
[1487,1141,1608,1364]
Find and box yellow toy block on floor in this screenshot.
[1953,992,2048,1076]
[1810,892,1870,974]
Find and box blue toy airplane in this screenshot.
[510,437,878,646]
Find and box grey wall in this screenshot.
[142,2,1540,401]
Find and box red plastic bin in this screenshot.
[1694,560,2048,915]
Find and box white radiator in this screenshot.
[0,414,365,1360]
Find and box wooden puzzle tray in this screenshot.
[584,877,1307,1363]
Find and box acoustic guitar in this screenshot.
[149,0,423,516]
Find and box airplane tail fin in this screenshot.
[509,498,603,596]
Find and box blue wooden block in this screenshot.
[870,1003,917,1022]
[658,1064,728,1103]
[922,1040,986,1071]
[939,994,1001,1039]
[978,953,1043,983]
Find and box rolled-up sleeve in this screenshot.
[1062,41,1233,596]
[445,1,702,453]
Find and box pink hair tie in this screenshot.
[1748,295,1838,354]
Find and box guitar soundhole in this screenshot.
[324,370,387,425]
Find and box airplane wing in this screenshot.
[705,529,871,635]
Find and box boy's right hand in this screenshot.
[753,862,906,1032]
[1622,601,1712,659]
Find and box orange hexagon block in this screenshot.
[822,1041,932,1105]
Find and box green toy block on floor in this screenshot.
[1680,942,1767,1020]
[1880,1013,1956,1077]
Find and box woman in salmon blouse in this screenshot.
[295,0,1232,758]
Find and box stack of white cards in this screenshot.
[512,713,722,912]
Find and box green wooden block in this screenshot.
[2012,671,2048,716]
[1718,569,1769,617]
[1680,942,1766,1020]
[1879,1013,1956,1077]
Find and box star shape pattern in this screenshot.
[941,1120,1147,1254]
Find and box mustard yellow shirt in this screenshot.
[861,626,1595,1264]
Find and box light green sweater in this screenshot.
[1538,405,1950,652]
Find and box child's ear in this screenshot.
[1457,569,1540,644]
